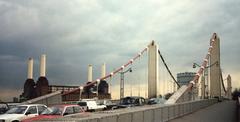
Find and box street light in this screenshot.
[193,61,218,99]
[79,86,83,100]
[193,61,218,69]
[119,68,132,99]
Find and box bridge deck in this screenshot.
[168,100,237,122]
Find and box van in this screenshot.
[77,100,106,112]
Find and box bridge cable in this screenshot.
[220,69,227,93]
[158,50,180,88]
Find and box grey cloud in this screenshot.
[0,0,240,100]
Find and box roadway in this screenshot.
[168,100,238,122]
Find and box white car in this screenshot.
[0,104,47,122]
[77,100,106,112]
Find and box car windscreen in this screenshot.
[6,106,27,114]
[41,106,64,115]
[120,98,135,105]
[78,102,87,106]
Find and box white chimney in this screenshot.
[101,63,106,78]
[40,54,46,77]
[88,65,93,82]
[27,58,34,79]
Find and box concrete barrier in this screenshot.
[100,115,117,122]
[118,113,132,122]
[162,106,168,122]
[132,110,144,122]
[143,109,154,122]
[38,98,218,122]
[153,108,162,122]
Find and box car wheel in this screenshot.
[12,120,19,122]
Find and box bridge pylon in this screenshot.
[165,33,223,104]
[209,34,221,98]
[227,75,232,99]
[148,41,159,98]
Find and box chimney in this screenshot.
[40,54,46,77]
[101,63,106,78]
[27,58,34,79]
[88,65,93,82]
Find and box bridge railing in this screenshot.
[37,98,218,122]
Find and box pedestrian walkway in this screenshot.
[169,100,237,122]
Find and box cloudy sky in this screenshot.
[0,0,239,101]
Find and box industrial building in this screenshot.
[20,55,111,102]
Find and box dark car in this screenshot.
[0,102,9,114]
[117,96,145,108]
[147,98,166,105]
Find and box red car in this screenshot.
[22,104,88,122]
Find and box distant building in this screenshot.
[13,97,18,103]
[177,72,196,86]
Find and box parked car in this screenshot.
[77,100,106,112]
[98,100,117,110]
[0,102,9,115]
[22,104,87,122]
[7,103,21,110]
[117,96,145,108]
[147,98,166,105]
[0,104,47,122]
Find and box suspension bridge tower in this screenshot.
[209,34,221,98]
[148,41,159,98]
[227,75,232,99]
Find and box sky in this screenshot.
[0,0,239,101]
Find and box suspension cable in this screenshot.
[187,33,218,89]
[158,50,180,88]
[63,47,148,95]
[220,69,227,93]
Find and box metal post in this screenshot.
[96,79,100,99]
[119,68,132,99]
[193,61,218,99]
[120,72,124,99]
[79,86,83,100]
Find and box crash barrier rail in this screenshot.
[37,98,218,122]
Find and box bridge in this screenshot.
[22,33,237,122]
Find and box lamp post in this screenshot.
[119,68,132,99]
[193,61,218,99]
[96,79,100,99]
[79,86,83,101]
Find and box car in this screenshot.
[98,100,117,110]
[0,104,47,122]
[147,98,166,105]
[77,100,106,112]
[22,104,88,122]
[117,96,145,108]
[0,102,9,115]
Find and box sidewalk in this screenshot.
[168,100,237,122]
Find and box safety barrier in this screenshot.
[37,98,218,122]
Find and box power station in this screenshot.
[20,55,110,102]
